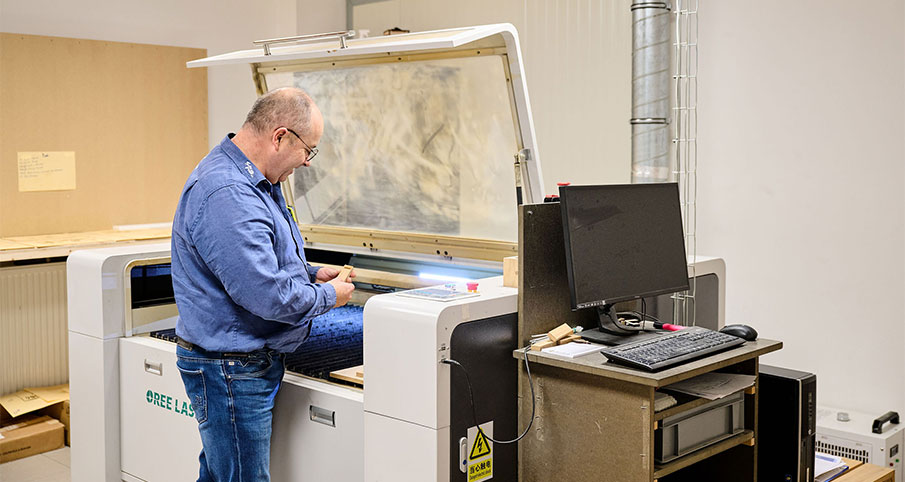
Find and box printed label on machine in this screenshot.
[466,421,493,482]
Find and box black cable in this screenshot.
[440,345,536,445]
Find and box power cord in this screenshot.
[440,344,536,445]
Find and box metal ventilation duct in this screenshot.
[631,0,671,183]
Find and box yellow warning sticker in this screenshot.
[468,457,492,482]
[466,421,493,482]
[470,429,491,460]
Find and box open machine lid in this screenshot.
[188,24,543,262]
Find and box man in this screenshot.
[171,87,355,481]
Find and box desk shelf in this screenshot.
[653,430,754,479]
[654,393,712,422]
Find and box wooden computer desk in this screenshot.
[516,202,785,481]
[515,339,781,482]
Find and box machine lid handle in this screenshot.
[253,31,355,55]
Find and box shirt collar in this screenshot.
[221,134,270,188]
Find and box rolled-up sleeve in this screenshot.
[189,185,336,324]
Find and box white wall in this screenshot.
[696,0,905,414]
[0,0,299,149]
[298,0,346,34]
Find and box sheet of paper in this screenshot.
[542,342,602,358]
[815,452,848,481]
[663,373,756,400]
[17,151,76,192]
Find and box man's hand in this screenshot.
[315,266,356,282]
[327,278,355,307]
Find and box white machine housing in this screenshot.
[67,242,519,482]
[816,406,903,481]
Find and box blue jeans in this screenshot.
[176,344,284,482]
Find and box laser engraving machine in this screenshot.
[67,24,728,482]
[69,24,540,482]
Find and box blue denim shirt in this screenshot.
[172,134,336,353]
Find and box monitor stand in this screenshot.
[581,304,665,346]
[581,327,665,346]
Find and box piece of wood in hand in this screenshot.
[337,264,354,282]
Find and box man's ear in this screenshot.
[271,127,286,151]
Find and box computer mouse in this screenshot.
[719,324,758,341]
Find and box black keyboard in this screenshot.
[600,326,745,371]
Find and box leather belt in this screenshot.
[176,336,257,358]
[176,336,194,351]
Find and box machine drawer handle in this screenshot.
[309,405,335,427]
[459,437,468,473]
[144,359,163,376]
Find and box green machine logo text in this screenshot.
[146,389,194,418]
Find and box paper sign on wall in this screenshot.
[17,151,76,192]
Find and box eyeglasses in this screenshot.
[285,127,318,162]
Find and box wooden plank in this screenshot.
[0,228,170,261]
[0,239,32,251]
[652,430,754,479]
[308,262,433,289]
[0,33,207,237]
[502,255,518,287]
[837,459,895,482]
[329,365,364,385]
[0,238,169,262]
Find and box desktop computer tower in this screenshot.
[758,365,817,482]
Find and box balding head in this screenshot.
[232,87,324,184]
[243,87,318,136]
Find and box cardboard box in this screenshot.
[0,384,71,447]
[0,415,64,463]
[40,400,70,446]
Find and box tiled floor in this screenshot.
[0,446,70,482]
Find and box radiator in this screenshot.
[0,262,68,396]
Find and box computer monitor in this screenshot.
[559,183,690,335]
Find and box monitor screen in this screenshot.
[560,183,690,310]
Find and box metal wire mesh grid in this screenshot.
[671,0,698,326]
